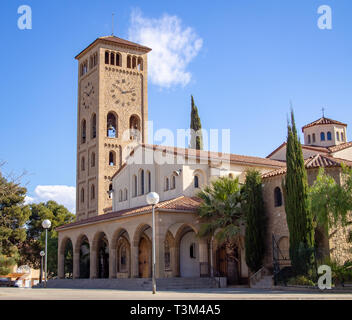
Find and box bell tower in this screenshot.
[75,36,151,221]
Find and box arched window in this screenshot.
[119,190,123,202]
[81,157,85,172]
[146,171,151,193]
[327,131,332,141]
[124,188,128,201]
[194,175,199,188]
[307,135,311,144]
[132,175,137,197]
[140,170,144,195]
[164,240,170,269]
[116,53,121,66]
[80,188,85,203]
[106,112,117,138]
[274,187,283,207]
[108,184,113,199]
[90,184,95,200]
[129,115,140,140]
[165,177,169,191]
[107,112,117,138]
[81,119,86,144]
[127,55,131,68]
[132,56,137,69]
[91,113,96,139]
[91,152,95,167]
[105,51,109,64]
[312,133,316,143]
[341,132,345,142]
[171,175,176,189]
[109,151,116,166]
[320,132,325,141]
[110,52,115,65]
[137,57,143,71]
[336,132,340,141]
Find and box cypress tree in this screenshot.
[283,110,315,276]
[243,169,266,272]
[190,95,203,150]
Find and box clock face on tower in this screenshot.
[110,77,137,107]
[81,81,95,109]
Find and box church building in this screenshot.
[56,35,352,288]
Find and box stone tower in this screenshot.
[75,36,151,221]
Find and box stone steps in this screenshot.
[33,277,225,290]
[250,275,273,289]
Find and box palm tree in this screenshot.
[197,176,244,283]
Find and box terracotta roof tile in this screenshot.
[143,144,286,167]
[57,196,202,231]
[262,154,352,179]
[328,142,352,153]
[302,117,347,132]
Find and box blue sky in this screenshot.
[0,0,351,212]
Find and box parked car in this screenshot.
[0,277,18,287]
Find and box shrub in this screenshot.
[287,275,315,287]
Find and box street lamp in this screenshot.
[146,192,159,294]
[39,251,45,284]
[42,219,51,288]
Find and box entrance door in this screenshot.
[138,238,150,278]
[217,246,227,277]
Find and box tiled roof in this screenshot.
[328,142,352,153]
[266,142,329,159]
[56,196,202,231]
[302,117,347,131]
[75,36,152,59]
[262,154,352,179]
[266,141,352,159]
[111,144,285,180]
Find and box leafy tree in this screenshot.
[283,110,315,276]
[0,171,30,271]
[309,166,352,261]
[0,250,17,275]
[242,169,266,272]
[197,176,244,283]
[190,95,203,150]
[20,201,75,277]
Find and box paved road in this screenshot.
[0,287,352,300]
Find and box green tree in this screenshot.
[0,171,30,271]
[243,169,266,272]
[190,95,203,150]
[197,176,244,283]
[309,166,352,260]
[20,201,75,277]
[283,110,315,276]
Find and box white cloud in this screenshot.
[26,185,76,213]
[128,9,203,88]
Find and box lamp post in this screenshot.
[146,192,159,294]
[39,251,45,284]
[42,219,51,288]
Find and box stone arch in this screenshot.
[75,234,90,279]
[133,224,152,278]
[92,231,110,279]
[174,224,199,277]
[129,114,141,141]
[59,237,73,279]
